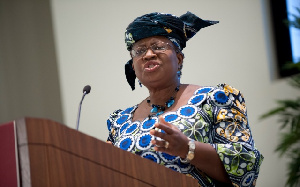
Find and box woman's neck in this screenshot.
[147,83,181,106]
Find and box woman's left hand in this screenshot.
[150,116,190,158]
[150,116,232,184]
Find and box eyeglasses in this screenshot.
[131,41,175,58]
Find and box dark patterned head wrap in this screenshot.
[125,11,218,90]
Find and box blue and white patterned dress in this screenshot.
[106,83,263,187]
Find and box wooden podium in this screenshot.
[0,117,198,187]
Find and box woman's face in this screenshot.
[131,36,183,88]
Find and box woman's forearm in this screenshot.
[190,142,231,184]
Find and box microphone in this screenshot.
[76,85,91,130]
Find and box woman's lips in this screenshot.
[145,64,159,72]
[144,61,160,72]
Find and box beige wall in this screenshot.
[1,0,300,186]
[0,0,63,124]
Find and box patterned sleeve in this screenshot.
[106,109,122,144]
[209,84,263,187]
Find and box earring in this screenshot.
[177,65,183,80]
[177,70,182,80]
[138,80,143,87]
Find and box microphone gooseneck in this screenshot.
[76,85,91,130]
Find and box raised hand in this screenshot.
[150,116,189,158]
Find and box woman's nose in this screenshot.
[143,49,156,60]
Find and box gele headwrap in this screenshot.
[125,11,218,90]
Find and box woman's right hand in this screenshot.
[106,141,113,145]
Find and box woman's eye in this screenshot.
[154,46,164,50]
[136,48,146,54]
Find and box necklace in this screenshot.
[147,85,180,117]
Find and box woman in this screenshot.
[107,12,263,187]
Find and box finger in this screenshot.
[151,139,168,148]
[153,145,167,152]
[151,139,174,155]
[159,116,180,131]
[158,116,173,128]
[158,116,166,124]
[150,129,168,141]
[155,117,174,135]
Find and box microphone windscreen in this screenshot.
[83,85,91,94]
